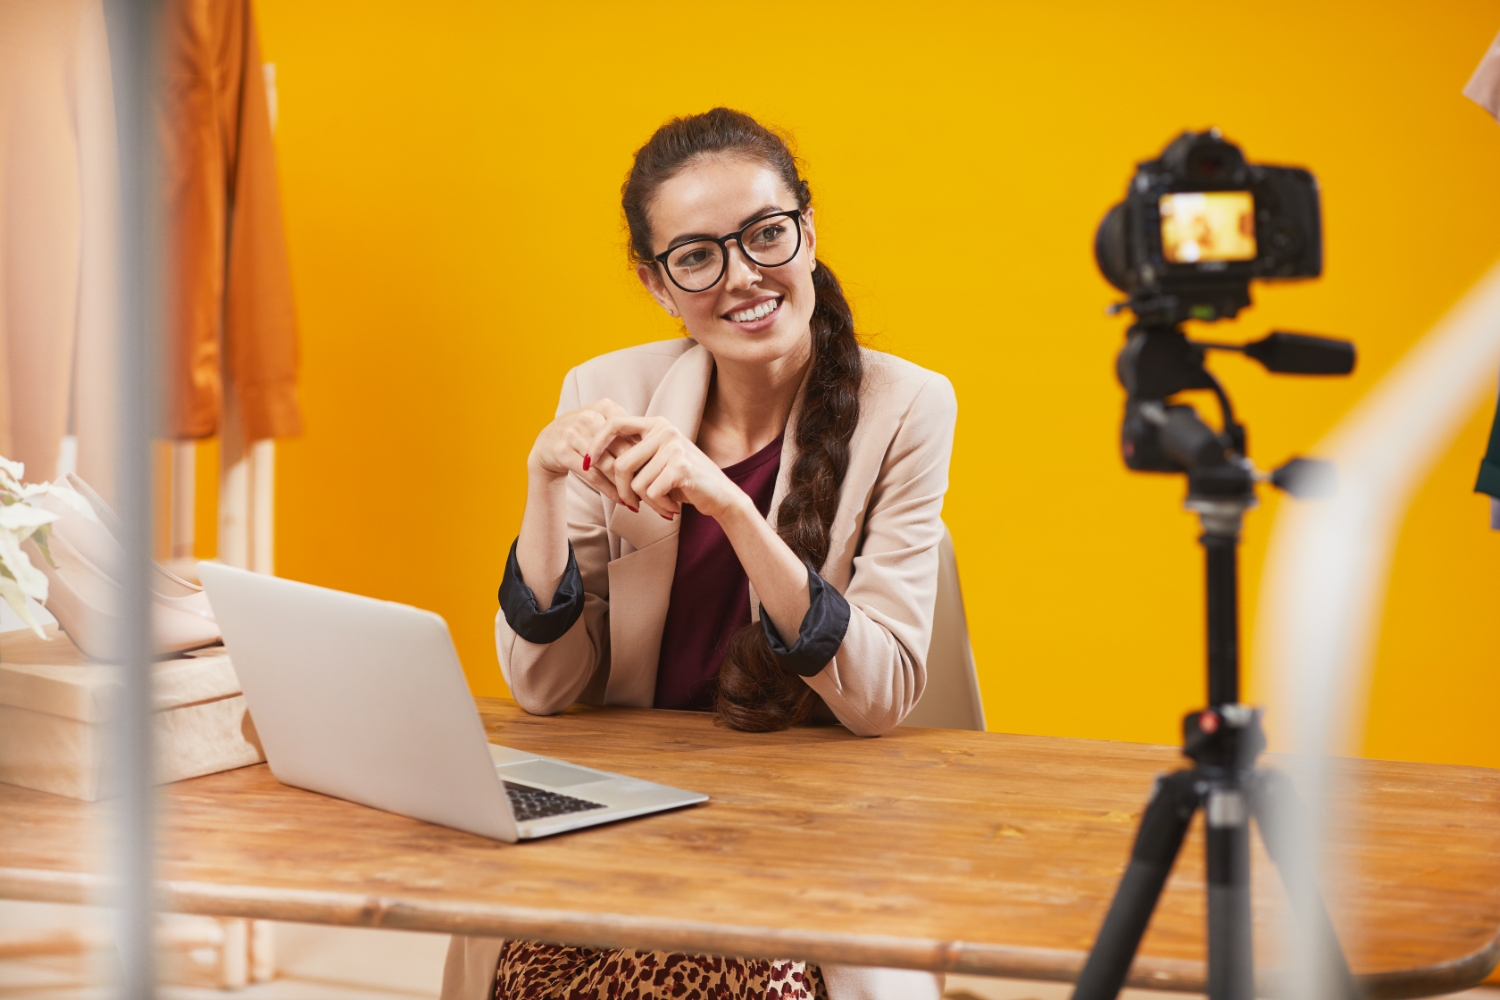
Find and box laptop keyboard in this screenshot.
[503,780,607,823]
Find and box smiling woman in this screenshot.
[448,108,957,1000]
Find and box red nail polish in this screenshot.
[627,505,639,513]
[660,512,673,521]
[582,454,591,471]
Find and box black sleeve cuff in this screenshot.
[759,565,851,678]
[498,539,586,644]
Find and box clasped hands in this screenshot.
[529,399,748,522]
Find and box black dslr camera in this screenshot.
[1093,130,1352,484]
[1095,128,1322,326]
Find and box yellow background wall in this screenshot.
[247,1,1500,767]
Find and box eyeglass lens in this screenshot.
[664,215,800,292]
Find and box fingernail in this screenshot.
[627,505,639,513]
[660,512,673,521]
[582,454,591,471]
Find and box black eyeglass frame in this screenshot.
[651,210,804,293]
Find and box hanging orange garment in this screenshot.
[161,0,301,443]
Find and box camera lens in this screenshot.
[1095,203,1132,292]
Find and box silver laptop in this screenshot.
[198,563,706,842]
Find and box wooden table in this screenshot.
[3,699,1498,997]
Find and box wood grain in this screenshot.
[2,699,1497,996]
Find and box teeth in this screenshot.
[730,299,779,323]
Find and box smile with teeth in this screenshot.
[728,298,781,323]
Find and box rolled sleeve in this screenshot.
[497,538,585,645]
[760,565,851,677]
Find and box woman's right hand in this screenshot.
[527,398,636,507]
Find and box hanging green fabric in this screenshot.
[1465,36,1500,502]
[1476,400,1500,498]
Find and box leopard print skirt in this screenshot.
[493,941,828,1000]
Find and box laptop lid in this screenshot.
[198,563,518,842]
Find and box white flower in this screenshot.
[0,502,58,535]
[0,455,78,638]
[0,457,25,496]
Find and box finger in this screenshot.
[631,449,676,518]
[589,453,636,511]
[633,449,683,518]
[563,410,608,473]
[588,397,629,420]
[573,465,623,506]
[608,446,647,511]
[598,431,638,463]
[603,423,672,510]
[610,422,676,481]
[586,415,662,470]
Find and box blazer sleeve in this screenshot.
[495,369,612,714]
[803,372,958,736]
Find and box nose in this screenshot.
[722,239,762,291]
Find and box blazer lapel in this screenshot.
[604,342,713,706]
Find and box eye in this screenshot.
[673,247,713,269]
[750,224,786,246]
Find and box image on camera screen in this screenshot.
[1158,191,1256,264]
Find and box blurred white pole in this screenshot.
[217,373,276,574]
[170,442,194,560]
[110,0,162,997]
[1256,259,1500,995]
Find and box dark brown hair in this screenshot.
[622,108,863,731]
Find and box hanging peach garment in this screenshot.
[0,0,118,494]
[162,0,301,443]
[1465,28,1500,122]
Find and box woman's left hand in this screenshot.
[585,416,748,521]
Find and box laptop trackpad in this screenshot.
[497,759,607,788]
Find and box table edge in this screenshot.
[3,867,1493,997]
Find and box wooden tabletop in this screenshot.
[3,699,1498,997]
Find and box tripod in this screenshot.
[1070,481,1362,1000]
[1070,318,1363,1000]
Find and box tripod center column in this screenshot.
[1202,528,1239,708]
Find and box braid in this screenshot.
[621,109,864,731]
[776,264,861,568]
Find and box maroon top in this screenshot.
[653,435,784,711]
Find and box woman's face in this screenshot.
[638,156,817,371]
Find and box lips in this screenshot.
[725,297,781,323]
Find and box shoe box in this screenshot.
[0,627,263,801]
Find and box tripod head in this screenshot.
[1118,324,1354,516]
[1116,322,1355,709]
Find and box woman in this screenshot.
[445,108,956,1000]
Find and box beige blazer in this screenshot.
[496,337,958,737]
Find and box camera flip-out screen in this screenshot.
[1158,191,1256,264]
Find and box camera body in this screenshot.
[1095,130,1322,326]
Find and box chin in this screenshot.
[699,322,807,365]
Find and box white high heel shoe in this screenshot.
[48,473,217,623]
[22,528,222,660]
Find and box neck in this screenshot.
[699,336,811,466]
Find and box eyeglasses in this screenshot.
[653,211,804,293]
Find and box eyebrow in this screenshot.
[664,205,790,250]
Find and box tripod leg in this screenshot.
[1205,787,1254,1000]
[1071,771,1198,1000]
[1249,770,1362,1000]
